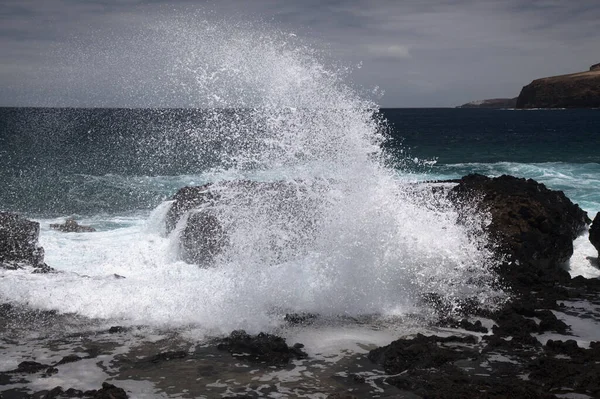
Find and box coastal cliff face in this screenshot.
[516,68,600,108]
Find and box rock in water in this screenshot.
[166,181,325,266]
[217,330,307,365]
[0,212,47,270]
[590,212,600,258]
[449,174,589,285]
[50,218,96,233]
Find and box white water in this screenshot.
[0,20,505,335]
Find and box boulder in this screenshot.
[0,212,46,270]
[590,212,600,258]
[217,330,307,364]
[50,218,96,233]
[166,180,325,265]
[448,174,588,282]
[165,184,214,234]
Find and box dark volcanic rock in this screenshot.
[165,184,214,234]
[91,382,128,398]
[12,361,51,374]
[449,174,588,285]
[217,330,307,365]
[166,180,325,265]
[0,212,46,269]
[49,218,96,233]
[589,212,600,258]
[368,333,478,374]
[180,210,227,264]
[516,69,600,108]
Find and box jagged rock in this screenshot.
[368,334,478,374]
[449,174,588,285]
[217,330,307,365]
[180,211,227,264]
[589,212,600,258]
[517,68,600,108]
[12,361,51,374]
[165,184,214,234]
[0,212,46,269]
[50,218,96,233]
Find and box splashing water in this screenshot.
[0,17,505,334]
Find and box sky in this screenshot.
[1,0,599,108]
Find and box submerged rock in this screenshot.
[589,212,600,258]
[0,211,48,271]
[50,218,96,233]
[449,174,588,285]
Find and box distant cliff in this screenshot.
[516,66,600,109]
[457,98,517,109]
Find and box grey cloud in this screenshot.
[1,0,599,107]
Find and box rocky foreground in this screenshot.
[2,174,600,398]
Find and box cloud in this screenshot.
[366,44,411,60]
[0,0,599,107]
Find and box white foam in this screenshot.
[568,231,600,278]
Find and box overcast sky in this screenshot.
[1,0,599,108]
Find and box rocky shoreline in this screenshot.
[1,174,600,398]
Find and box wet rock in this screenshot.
[386,364,557,399]
[536,310,569,334]
[49,218,96,233]
[165,184,214,234]
[179,210,227,264]
[54,355,83,366]
[368,333,478,374]
[590,212,600,258]
[148,350,188,364]
[326,394,358,399]
[284,312,318,325]
[108,326,128,334]
[42,386,65,398]
[449,174,589,287]
[43,367,59,377]
[217,330,308,365]
[90,382,128,398]
[63,388,85,397]
[0,212,46,270]
[12,361,51,374]
[437,318,489,333]
[164,184,226,265]
[166,181,326,265]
